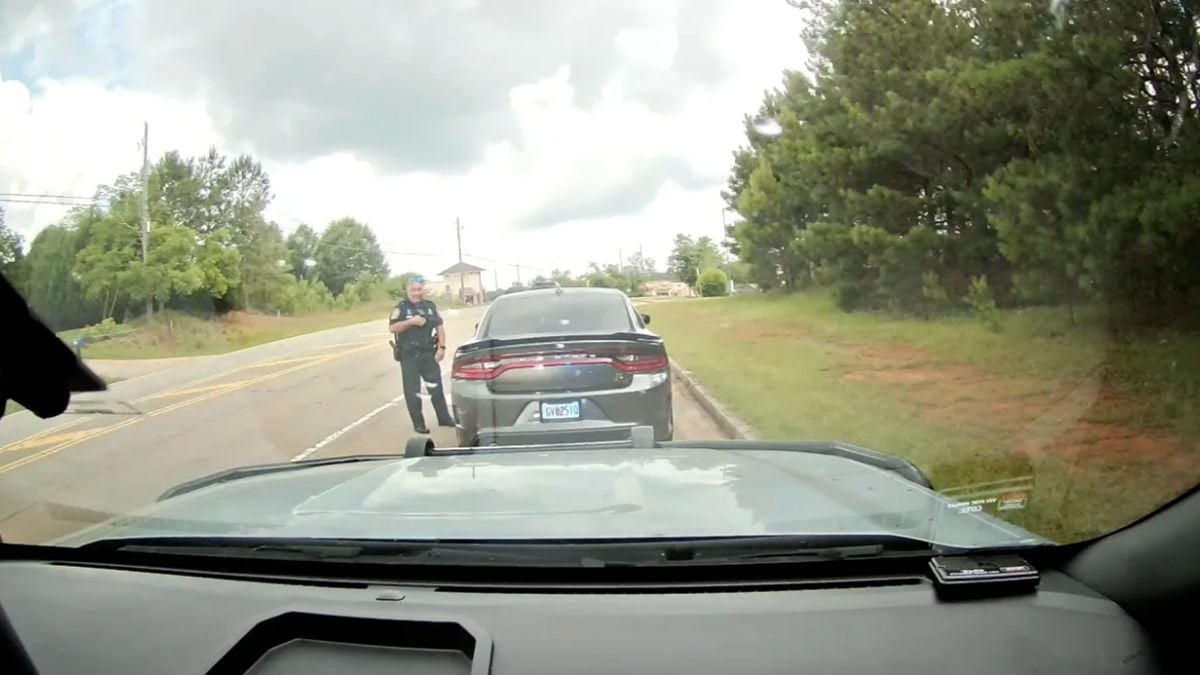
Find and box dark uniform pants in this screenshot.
[399,348,452,428]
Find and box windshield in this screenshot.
[0,1,1197,560]
[482,292,634,337]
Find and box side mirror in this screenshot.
[641,313,651,325]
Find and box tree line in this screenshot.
[513,239,734,299]
[0,148,392,330]
[726,0,1200,323]
[514,251,663,297]
[519,236,730,298]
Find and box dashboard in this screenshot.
[0,556,1157,674]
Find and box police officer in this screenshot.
[388,276,454,433]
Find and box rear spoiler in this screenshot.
[455,331,661,354]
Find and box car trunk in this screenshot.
[452,333,668,394]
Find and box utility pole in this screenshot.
[515,263,522,285]
[454,217,465,303]
[493,268,499,294]
[455,216,463,263]
[618,247,623,274]
[139,121,152,318]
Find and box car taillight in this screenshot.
[453,349,666,380]
[611,352,669,373]
[452,359,501,380]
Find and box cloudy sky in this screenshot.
[1,0,805,287]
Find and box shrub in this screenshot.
[697,269,729,297]
[966,275,1002,332]
[833,281,869,312]
[80,317,123,338]
[921,271,951,318]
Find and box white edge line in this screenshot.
[290,394,405,462]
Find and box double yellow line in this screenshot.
[0,342,381,477]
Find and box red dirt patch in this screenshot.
[1035,422,1185,463]
[851,367,950,384]
[723,317,1199,477]
[853,342,927,365]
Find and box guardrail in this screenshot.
[69,330,137,358]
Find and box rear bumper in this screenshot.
[474,421,649,446]
[452,374,673,447]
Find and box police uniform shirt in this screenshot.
[389,298,443,351]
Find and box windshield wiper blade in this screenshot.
[643,533,953,565]
[77,534,981,568]
[711,543,888,561]
[78,536,593,566]
[645,535,1054,566]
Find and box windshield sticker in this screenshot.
[939,475,1036,517]
[998,492,1030,511]
[949,498,994,515]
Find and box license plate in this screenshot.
[540,400,581,422]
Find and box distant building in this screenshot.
[643,280,694,297]
[438,261,486,305]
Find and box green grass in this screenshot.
[61,302,395,360]
[642,293,1200,543]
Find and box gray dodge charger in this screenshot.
[450,286,673,446]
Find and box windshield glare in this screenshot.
[0,1,1197,560]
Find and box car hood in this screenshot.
[60,447,1044,549]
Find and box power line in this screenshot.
[0,188,571,280]
[0,197,100,207]
[0,192,97,202]
[461,252,560,275]
[466,252,574,271]
[0,192,100,209]
[272,216,564,275]
[283,231,455,262]
[317,240,446,258]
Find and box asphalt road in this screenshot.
[0,306,725,544]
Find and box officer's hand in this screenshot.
[435,346,446,363]
[409,315,427,327]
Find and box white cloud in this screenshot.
[0,74,221,239]
[1,1,806,288]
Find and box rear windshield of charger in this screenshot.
[482,291,634,337]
